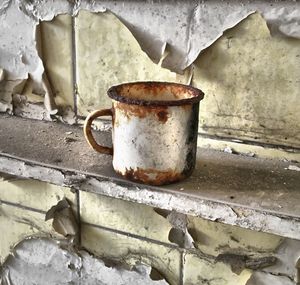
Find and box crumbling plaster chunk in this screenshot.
[0,1,42,81]
[81,224,181,285]
[17,0,73,20]
[80,190,173,245]
[0,76,26,113]
[1,238,169,285]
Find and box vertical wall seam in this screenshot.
[180,250,185,285]
[71,15,78,122]
[75,189,81,245]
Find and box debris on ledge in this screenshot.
[0,114,299,239]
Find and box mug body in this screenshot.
[108,82,204,185]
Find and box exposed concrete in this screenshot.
[0,238,168,285]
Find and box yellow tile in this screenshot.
[0,178,76,212]
[193,13,300,148]
[39,14,73,110]
[187,216,282,256]
[80,191,172,244]
[81,224,180,285]
[0,203,59,264]
[183,252,252,285]
[198,136,300,161]
[75,10,188,116]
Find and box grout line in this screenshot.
[76,189,82,245]
[0,199,46,215]
[71,15,78,122]
[180,250,185,285]
[82,221,180,250]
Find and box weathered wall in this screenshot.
[0,1,300,284]
[0,0,299,157]
[1,177,300,284]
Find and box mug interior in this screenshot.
[108,82,204,106]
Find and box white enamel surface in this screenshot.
[112,104,193,175]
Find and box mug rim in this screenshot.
[107,81,204,106]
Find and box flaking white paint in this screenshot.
[1,238,168,285]
[0,0,299,84]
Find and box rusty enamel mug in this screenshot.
[83,82,204,186]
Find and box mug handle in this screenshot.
[83,109,113,155]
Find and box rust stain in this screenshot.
[108,82,204,106]
[118,82,196,101]
[115,102,169,123]
[170,85,194,99]
[156,110,169,123]
[138,82,166,98]
[117,167,185,186]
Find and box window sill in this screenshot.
[0,114,299,239]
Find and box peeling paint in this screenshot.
[1,1,299,81]
[79,0,300,72]
[0,0,299,152]
[193,12,300,148]
[158,211,195,249]
[45,199,78,240]
[1,238,169,285]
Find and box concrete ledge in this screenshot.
[0,114,299,239]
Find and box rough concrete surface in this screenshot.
[0,238,168,285]
[0,114,300,239]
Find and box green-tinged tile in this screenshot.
[0,177,76,213]
[187,216,282,256]
[0,203,60,264]
[80,191,173,244]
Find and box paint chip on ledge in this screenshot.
[285,165,300,172]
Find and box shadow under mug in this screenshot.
[84,81,204,186]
